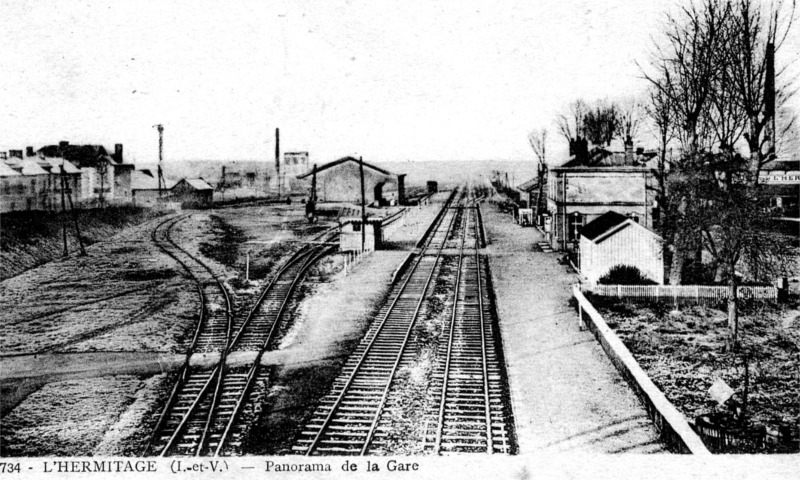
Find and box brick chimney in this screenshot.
[26,146,34,157]
[624,135,634,164]
[115,144,123,163]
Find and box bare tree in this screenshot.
[648,0,796,349]
[645,82,678,233]
[528,128,548,166]
[618,96,645,143]
[583,100,620,146]
[556,99,587,145]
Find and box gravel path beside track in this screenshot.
[483,204,668,454]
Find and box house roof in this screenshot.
[297,156,396,179]
[178,178,214,191]
[38,144,127,169]
[516,176,539,192]
[12,159,50,175]
[558,146,658,169]
[0,162,20,177]
[42,158,82,174]
[762,159,799,172]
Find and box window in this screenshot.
[567,212,584,242]
[353,222,361,232]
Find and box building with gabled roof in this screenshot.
[172,178,214,207]
[38,141,133,203]
[579,210,664,285]
[546,140,659,251]
[296,156,406,206]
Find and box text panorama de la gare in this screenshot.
[30,459,421,474]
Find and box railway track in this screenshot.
[421,202,513,454]
[147,214,335,456]
[293,189,513,455]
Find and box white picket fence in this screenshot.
[584,284,777,302]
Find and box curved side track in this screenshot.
[147,215,335,456]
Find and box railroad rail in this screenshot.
[422,202,512,454]
[147,214,336,456]
[293,191,514,455]
[293,192,465,454]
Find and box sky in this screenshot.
[1,0,798,165]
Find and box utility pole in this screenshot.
[275,128,281,198]
[359,156,366,252]
[154,124,165,198]
[59,162,68,257]
[65,168,86,256]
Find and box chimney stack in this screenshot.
[115,144,123,163]
[59,141,69,149]
[624,135,634,164]
[26,146,34,157]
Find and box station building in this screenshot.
[297,157,406,206]
[545,142,658,251]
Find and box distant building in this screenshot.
[579,210,664,285]
[1,149,82,213]
[172,178,214,207]
[546,141,658,251]
[760,158,799,220]
[131,170,175,206]
[297,156,406,206]
[38,141,134,203]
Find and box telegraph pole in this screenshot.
[59,161,68,257]
[359,156,366,252]
[65,171,86,256]
[154,124,165,198]
[275,128,281,198]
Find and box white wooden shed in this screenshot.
[579,211,664,285]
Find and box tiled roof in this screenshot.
[580,211,629,241]
[0,162,20,177]
[297,157,395,179]
[182,178,214,191]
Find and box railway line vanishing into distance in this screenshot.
[143,187,515,457]
[294,189,516,456]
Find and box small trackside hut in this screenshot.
[339,216,383,252]
[579,210,664,285]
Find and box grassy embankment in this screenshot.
[0,206,165,280]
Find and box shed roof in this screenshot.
[297,156,396,179]
[131,170,175,190]
[580,211,630,241]
[180,178,214,191]
[581,210,661,244]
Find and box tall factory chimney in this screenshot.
[765,41,776,158]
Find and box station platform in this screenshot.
[483,204,668,454]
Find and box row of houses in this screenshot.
[0,142,132,213]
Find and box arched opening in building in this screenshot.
[374,182,386,206]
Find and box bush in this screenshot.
[598,265,657,285]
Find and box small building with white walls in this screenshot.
[579,210,664,285]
